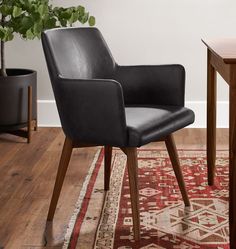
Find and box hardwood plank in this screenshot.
[0,128,61,202]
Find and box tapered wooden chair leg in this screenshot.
[47,137,73,221]
[104,146,112,191]
[165,134,190,206]
[126,147,140,241]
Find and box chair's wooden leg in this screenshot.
[126,147,140,241]
[27,86,32,143]
[165,134,190,207]
[104,146,112,191]
[47,137,73,221]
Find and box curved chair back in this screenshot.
[42,27,116,80]
[42,28,127,145]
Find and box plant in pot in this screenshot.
[0,0,95,142]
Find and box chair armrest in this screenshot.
[53,77,127,146]
[115,64,185,106]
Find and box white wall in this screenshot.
[6,0,236,127]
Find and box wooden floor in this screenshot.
[0,128,229,249]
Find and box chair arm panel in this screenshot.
[54,77,127,146]
[115,64,185,106]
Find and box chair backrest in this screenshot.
[41,27,127,146]
[42,27,116,80]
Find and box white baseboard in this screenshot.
[185,101,229,128]
[38,100,229,128]
[38,100,61,127]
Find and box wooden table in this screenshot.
[202,39,236,249]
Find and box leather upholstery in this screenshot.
[115,65,185,106]
[42,27,195,147]
[125,106,194,147]
[54,77,127,146]
[42,27,116,80]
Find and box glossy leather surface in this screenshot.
[125,106,194,147]
[54,77,127,146]
[42,27,195,147]
[42,27,116,80]
[115,65,185,106]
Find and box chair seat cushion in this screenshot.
[125,106,195,147]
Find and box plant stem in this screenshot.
[0,15,7,77]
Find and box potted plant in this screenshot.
[0,0,95,142]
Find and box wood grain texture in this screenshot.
[209,52,231,84]
[203,39,236,248]
[0,128,228,248]
[202,39,236,64]
[229,86,236,249]
[27,86,32,143]
[207,49,217,186]
[47,137,73,221]
[165,134,190,206]
[125,147,140,241]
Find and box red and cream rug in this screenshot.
[63,148,229,249]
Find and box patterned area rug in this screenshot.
[63,149,229,249]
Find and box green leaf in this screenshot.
[60,9,72,20]
[60,19,67,27]
[0,27,14,42]
[0,5,13,16]
[5,28,14,41]
[77,6,85,15]
[19,16,33,32]
[38,4,48,17]
[26,28,34,39]
[31,12,41,22]
[19,0,26,5]
[80,12,89,24]
[89,16,95,26]
[33,21,42,36]
[69,12,79,25]
[0,1,95,43]
[0,27,5,40]
[12,6,22,18]
[44,17,57,29]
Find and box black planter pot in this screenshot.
[0,69,37,142]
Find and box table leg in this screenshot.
[229,86,236,249]
[207,50,217,186]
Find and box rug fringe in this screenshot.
[62,148,102,249]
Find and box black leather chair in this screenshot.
[42,27,195,240]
